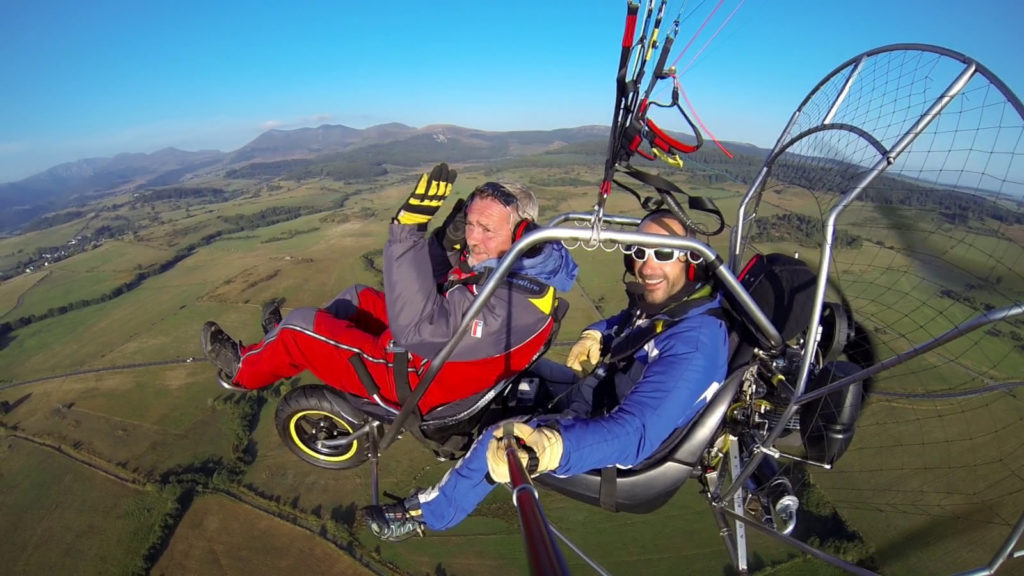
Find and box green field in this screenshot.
[154,494,372,575]
[1,240,176,321]
[1,161,1022,575]
[0,269,47,317]
[0,438,170,575]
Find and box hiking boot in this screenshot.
[261,300,283,335]
[201,321,241,382]
[362,497,425,542]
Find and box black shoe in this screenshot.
[363,497,425,542]
[261,300,283,335]
[201,321,241,381]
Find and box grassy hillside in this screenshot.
[1,157,1022,576]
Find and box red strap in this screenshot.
[646,117,699,154]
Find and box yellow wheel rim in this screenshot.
[289,409,358,462]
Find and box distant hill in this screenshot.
[224,123,414,165]
[0,148,226,233]
[0,121,761,235]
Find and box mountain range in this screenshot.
[0,122,765,235]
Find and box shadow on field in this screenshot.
[331,503,359,530]
[1,393,31,415]
[0,330,16,351]
[871,502,994,570]
[10,393,31,411]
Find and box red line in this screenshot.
[678,81,734,158]
[679,0,747,76]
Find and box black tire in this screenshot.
[275,385,372,470]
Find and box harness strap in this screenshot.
[392,345,411,406]
[607,294,718,364]
[347,351,454,455]
[614,165,725,236]
[347,355,381,398]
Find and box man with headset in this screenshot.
[363,209,729,541]
[200,163,578,415]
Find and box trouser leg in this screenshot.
[233,306,390,395]
[417,423,500,530]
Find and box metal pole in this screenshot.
[503,423,570,576]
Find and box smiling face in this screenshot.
[633,215,689,306]
[464,196,515,267]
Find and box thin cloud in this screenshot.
[260,114,335,132]
[0,141,29,155]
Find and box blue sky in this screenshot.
[1,0,1022,184]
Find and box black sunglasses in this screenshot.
[470,182,519,209]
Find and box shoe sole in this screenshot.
[201,321,223,361]
[201,321,242,384]
[200,321,218,359]
[261,301,283,334]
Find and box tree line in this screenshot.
[749,212,864,248]
[135,186,242,205]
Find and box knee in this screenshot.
[279,307,319,330]
[323,285,366,318]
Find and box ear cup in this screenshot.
[514,220,544,258]
[686,256,709,283]
[513,219,538,243]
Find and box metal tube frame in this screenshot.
[721,54,980,502]
[712,44,1024,576]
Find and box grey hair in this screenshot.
[469,181,540,223]
[497,181,539,222]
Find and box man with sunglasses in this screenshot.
[363,209,728,542]
[199,163,578,416]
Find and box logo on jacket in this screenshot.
[471,319,484,338]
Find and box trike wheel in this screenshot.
[275,386,372,470]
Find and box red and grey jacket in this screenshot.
[383,223,578,413]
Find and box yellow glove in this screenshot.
[486,422,564,483]
[565,329,603,377]
[394,162,457,226]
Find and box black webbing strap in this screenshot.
[600,466,618,511]
[613,165,725,236]
[348,355,381,398]
[390,350,459,459]
[347,351,458,458]
[388,348,431,451]
[392,346,411,406]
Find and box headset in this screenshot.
[512,218,540,244]
[440,184,543,258]
[622,209,708,283]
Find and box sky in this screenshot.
[1,0,1022,184]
